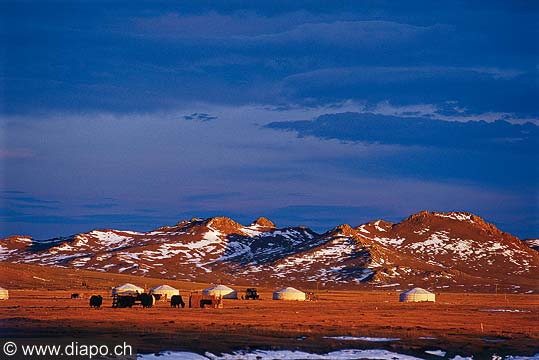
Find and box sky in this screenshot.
[0,1,538,239]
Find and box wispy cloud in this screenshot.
[367,101,538,125]
[4,196,60,204]
[183,192,242,202]
[82,203,119,210]
[183,113,218,121]
[265,111,538,152]
[0,149,35,159]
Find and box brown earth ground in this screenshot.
[1,262,538,358]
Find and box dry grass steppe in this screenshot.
[1,262,538,358]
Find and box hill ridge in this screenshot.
[1,211,537,293]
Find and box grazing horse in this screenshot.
[170,295,185,308]
[89,295,102,309]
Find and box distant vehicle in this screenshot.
[244,288,260,300]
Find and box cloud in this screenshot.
[82,203,119,210]
[278,66,537,116]
[366,101,538,125]
[265,112,538,152]
[262,110,538,194]
[4,5,536,117]
[182,192,242,202]
[4,104,536,193]
[133,208,159,213]
[4,196,60,204]
[131,11,428,41]
[130,11,305,38]
[0,149,35,159]
[182,113,218,122]
[10,203,59,210]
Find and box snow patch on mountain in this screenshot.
[433,212,474,222]
[2,212,538,291]
[0,246,17,260]
[370,236,405,247]
[85,231,135,249]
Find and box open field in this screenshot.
[0,263,538,358]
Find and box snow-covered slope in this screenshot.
[1,211,538,292]
[355,211,539,291]
[523,239,539,252]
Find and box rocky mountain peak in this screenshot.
[203,216,243,231]
[251,217,276,228]
[0,235,33,250]
[406,210,432,223]
[327,224,356,237]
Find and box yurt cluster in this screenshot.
[106,283,434,308]
[0,284,435,308]
[105,284,436,308]
[104,283,313,309]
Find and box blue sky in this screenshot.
[1,1,538,239]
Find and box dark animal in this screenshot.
[116,296,135,308]
[245,288,259,300]
[139,293,155,308]
[170,295,185,308]
[89,295,102,309]
[71,293,80,299]
[200,299,213,308]
[152,293,161,301]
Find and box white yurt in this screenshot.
[272,287,306,301]
[112,283,144,296]
[149,285,179,299]
[0,287,8,300]
[399,287,435,302]
[202,285,238,299]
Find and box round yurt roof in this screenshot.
[113,283,143,292]
[274,287,304,294]
[0,287,9,300]
[115,283,143,290]
[150,284,178,291]
[401,287,433,295]
[202,284,238,299]
[204,284,233,292]
[400,287,435,302]
[273,286,306,300]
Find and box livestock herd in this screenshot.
[83,285,260,309]
[85,293,187,309]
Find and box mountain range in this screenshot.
[1,211,538,292]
